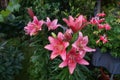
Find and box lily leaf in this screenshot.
[0,15,4,22]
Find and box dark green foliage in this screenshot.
[0,41,24,80]
[19,0,60,22]
[105,14,120,57]
[0,0,23,39]
[19,0,96,23]
[28,30,50,80]
[0,16,25,39]
[48,64,95,80]
[60,0,95,18]
[0,0,20,22]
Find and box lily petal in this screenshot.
[82,36,88,45]
[79,32,83,37]
[79,51,86,58]
[46,17,51,22]
[64,42,69,48]
[68,62,77,74]
[84,46,96,52]
[44,44,53,50]
[51,19,58,26]
[50,52,59,60]
[77,59,89,65]
[48,36,56,43]
[59,60,67,68]
[58,32,64,40]
[60,51,66,60]
[33,16,39,24]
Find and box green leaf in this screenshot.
[0,10,11,17]
[7,1,20,12]
[13,3,20,11]
[0,15,4,22]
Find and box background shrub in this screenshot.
[0,41,24,80]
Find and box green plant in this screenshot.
[0,41,24,80]
[60,0,96,18]
[28,31,50,80]
[19,0,60,22]
[20,0,120,80]
[82,11,120,57]
[0,0,20,22]
[105,14,120,57]
[28,29,95,80]
[0,0,23,39]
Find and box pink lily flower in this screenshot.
[104,23,111,30]
[90,17,104,25]
[24,16,44,36]
[72,32,96,55]
[100,35,108,44]
[63,15,87,33]
[98,24,104,29]
[97,12,106,17]
[75,15,87,30]
[59,48,89,74]
[98,18,105,23]
[63,16,75,27]
[45,17,60,31]
[44,32,69,60]
[90,17,99,25]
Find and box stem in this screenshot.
[59,25,68,32]
[110,74,114,80]
[94,0,101,16]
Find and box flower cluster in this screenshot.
[24,14,96,74]
[24,16,44,36]
[26,9,120,74]
[90,12,111,44]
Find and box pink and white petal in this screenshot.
[69,16,74,22]
[27,22,32,26]
[39,20,44,27]
[77,59,89,65]
[52,19,58,25]
[46,17,51,22]
[44,44,53,50]
[57,24,61,27]
[48,36,56,43]
[68,62,77,74]
[50,52,59,60]
[84,47,96,52]
[33,16,39,24]
[63,18,69,26]
[30,29,37,36]
[79,51,86,58]
[53,26,58,29]
[60,51,66,60]
[24,26,28,30]
[72,43,78,49]
[59,60,67,68]
[47,26,50,30]
[78,32,83,37]
[64,42,69,48]
[76,16,83,26]
[83,36,88,45]
[58,32,64,40]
